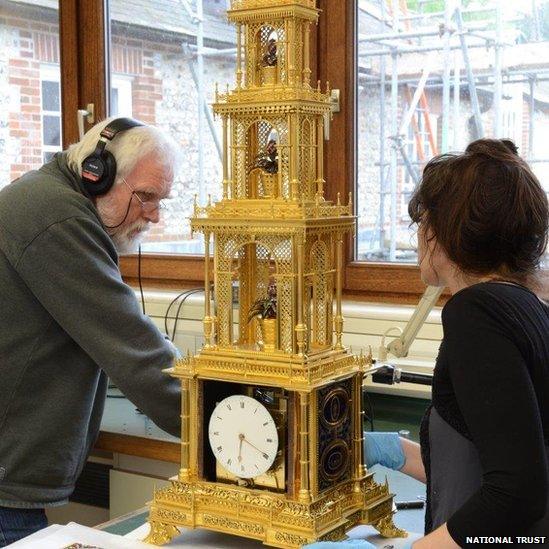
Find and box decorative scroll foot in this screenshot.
[143,521,180,545]
[373,514,408,539]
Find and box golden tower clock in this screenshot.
[145,0,406,546]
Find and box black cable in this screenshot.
[164,288,201,337]
[103,193,135,229]
[171,288,204,342]
[138,244,145,315]
[162,287,204,342]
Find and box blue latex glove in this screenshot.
[304,541,376,549]
[363,431,406,470]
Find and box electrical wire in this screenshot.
[163,287,204,342]
[103,193,135,229]
[171,288,204,342]
[138,244,145,315]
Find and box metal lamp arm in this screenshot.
[383,285,444,359]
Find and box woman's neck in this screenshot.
[446,270,497,295]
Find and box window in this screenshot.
[69,0,545,298]
[356,0,549,267]
[107,0,236,254]
[40,64,62,163]
[0,1,60,188]
[110,75,133,117]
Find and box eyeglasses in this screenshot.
[122,177,166,212]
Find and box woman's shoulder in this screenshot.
[442,281,548,331]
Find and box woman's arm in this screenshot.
[440,290,548,544]
[412,523,460,549]
[399,437,426,483]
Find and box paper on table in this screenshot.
[7,522,150,549]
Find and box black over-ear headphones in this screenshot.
[81,117,144,196]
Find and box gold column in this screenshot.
[334,231,344,349]
[236,24,243,89]
[290,114,303,200]
[288,18,296,86]
[189,378,198,480]
[298,391,311,503]
[231,123,237,198]
[290,114,299,200]
[277,144,283,198]
[295,235,306,356]
[316,116,325,197]
[303,21,311,87]
[222,117,229,199]
[179,378,190,481]
[353,373,366,488]
[203,231,214,348]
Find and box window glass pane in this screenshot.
[43,151,56,163]
[0,2,60,189]
[42,114,60,146]
[41,79,60,111]
[357,0,549,265]
[108,0,236,254]
[111,87,119,116]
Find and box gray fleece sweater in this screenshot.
[0,154,181,507]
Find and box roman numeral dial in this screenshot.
[208,394,278,479]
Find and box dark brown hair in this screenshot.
[408,138,548,286]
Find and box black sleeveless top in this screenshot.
[420,282,549,546]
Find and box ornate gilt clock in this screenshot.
[145,0,406,546]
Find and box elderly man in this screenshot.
[0,118,182,546]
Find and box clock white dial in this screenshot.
[208,394,279,479]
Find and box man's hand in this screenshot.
[363,431,406,470]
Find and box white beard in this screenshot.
[112,222,150,255]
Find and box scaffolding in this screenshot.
[358,0,549,261]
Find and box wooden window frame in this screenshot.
[60,0,546,304]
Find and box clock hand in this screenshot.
[241,436,269,459]
[238,434,244,462]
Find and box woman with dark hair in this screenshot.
[307,139,548,549]
[406,138,549,547]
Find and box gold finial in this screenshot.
[215,82,219,101]
[193,193,198,215]
[207,194,212,207]
[337,192,341,206]
[226,83,229,94]
[348,192,353,212]
[326,81,331,95]
[317,80,321,93]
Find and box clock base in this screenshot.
[144,474,407,547]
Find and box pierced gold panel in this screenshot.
[299,117,315,199]
[246,22,287,88]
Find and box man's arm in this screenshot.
[15,215,181,436]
